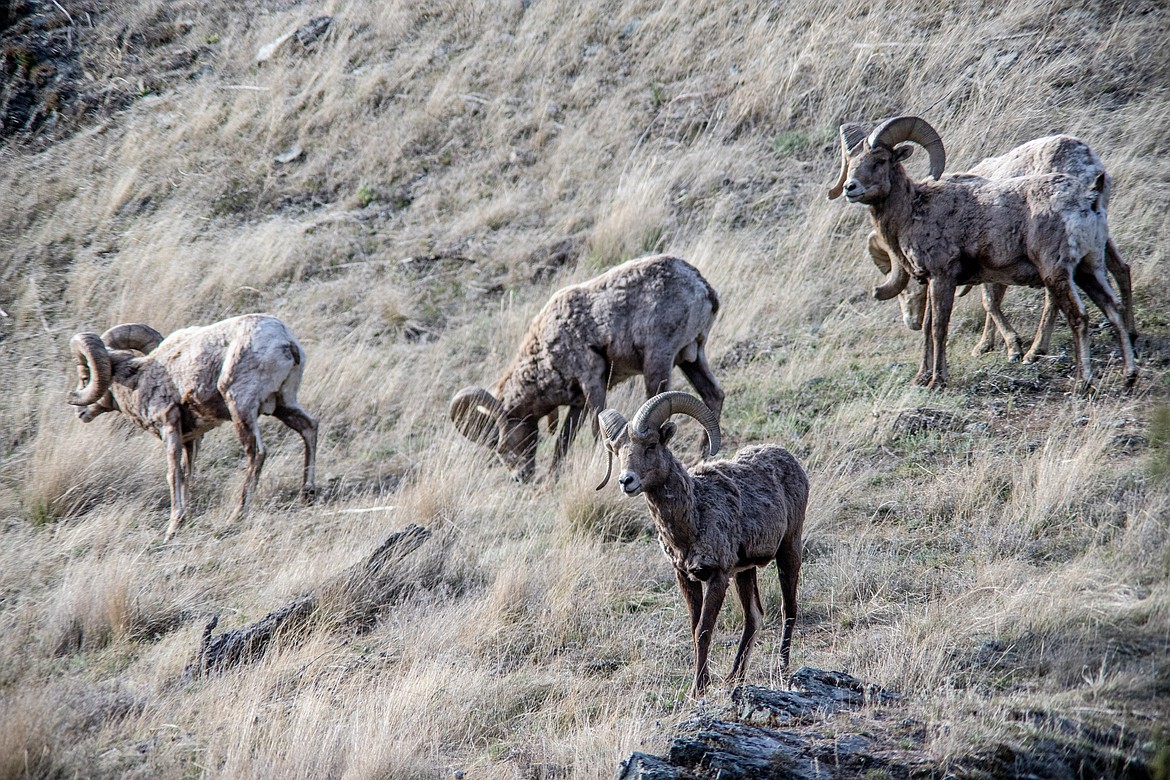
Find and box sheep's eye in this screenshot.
[645,443,657,453]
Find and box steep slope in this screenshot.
[1,1,1168,777]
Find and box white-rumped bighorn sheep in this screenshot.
[66,313,318,539]
[829,115,1136,392]
[450,254,725,482]
[596,392,807,698]
[866,134,1135,362]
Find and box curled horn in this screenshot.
[630,391,721,457]
[594,409,629,490]
[448,387,506,446]
[827,122,869,201]
[868,233,910,300]
[67,333,112,406]
[101,323,164,353]
[868,115,946,180]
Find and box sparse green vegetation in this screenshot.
[0,0,1167,777]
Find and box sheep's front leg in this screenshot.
[162,419,187,541]
[550,404,584,476]
[690,571,729,698]
[927,276,957,390]
[674,567,703,638]
[975,284,1023,361]
[914,300,934,386]
[727,569,763,684]
[1025,289,1059,363]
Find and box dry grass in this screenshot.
[1,0,1168,776]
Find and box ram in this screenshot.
[596,392,807,698]
[66,313,318,539]
[829,115,1135,392]
[867,135,1135,361]
[450,254,724,482]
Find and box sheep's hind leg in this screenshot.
[1105,238,1136,340]
[776,537,802,669]
[727,569,763,684]
[227,404,266,521]
[679,348,725,457]
[1074,264,1137,387]
[274,404,318,499]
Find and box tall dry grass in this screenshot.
[1,0,1168,777]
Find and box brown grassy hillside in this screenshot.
[1,0,1168,777]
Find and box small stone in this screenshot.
[274,146,303,164]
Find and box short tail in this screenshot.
[1089,173,1108,212]
[284,342,302,365]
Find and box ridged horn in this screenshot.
[598,409,629,444]
[630,391,720,457]
[448,387,505,446]
[101,323,164,353]
[868,115,946,180]
[594,409,629,490]
[827,122,869,200]
[67,333,112,406]
[868,233,910,300]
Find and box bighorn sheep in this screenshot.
[828,115,1136,392]
[867,135,1136,362]
[596,392,807,698]
[450,254,724,482]
[66,313,318,539]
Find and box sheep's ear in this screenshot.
[895,145,914,163]
[658,421,677,446]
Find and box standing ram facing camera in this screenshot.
[828,115,1135,393]
[450,254,725,483]
[596,391,808,699]
[66,313,318,540]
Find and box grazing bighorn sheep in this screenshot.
[829,115,1135,392]
[867,135,1136,361]
[596,392,807,698]
[66,313,318,539]
[450,254,724,482]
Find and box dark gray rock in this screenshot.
[615,668,1154,779]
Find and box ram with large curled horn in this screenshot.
[449,254,724,483]
[66,313,319,540]
[827,114,1135,393]
[596,391,808,699]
